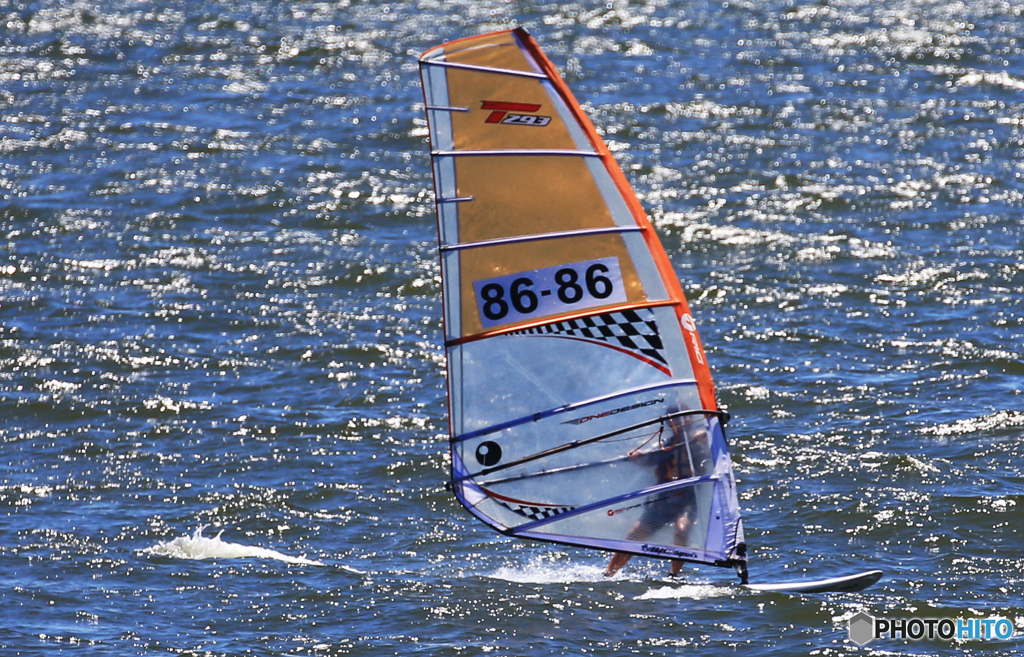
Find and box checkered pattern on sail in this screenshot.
[512,309,667,366]
[495,498,575,521]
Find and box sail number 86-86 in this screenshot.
[473,257,627,328]
[480,265,612,320]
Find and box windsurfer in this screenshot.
[604,412,712,577]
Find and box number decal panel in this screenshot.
[473,257,627,328]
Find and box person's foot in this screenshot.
[605,552,630,577]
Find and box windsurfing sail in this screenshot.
[419,28,747,580]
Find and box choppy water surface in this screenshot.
[2,1,1023,654]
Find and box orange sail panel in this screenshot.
[420,29,746,572]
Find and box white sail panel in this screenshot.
[450,306,691,434]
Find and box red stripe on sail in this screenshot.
[481,101,542,112]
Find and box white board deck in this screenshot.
[745,569,883,593]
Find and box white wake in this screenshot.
[635,583,733,601]
[485,554,734,599]
[489,558,609,584]
[143,526,324,566]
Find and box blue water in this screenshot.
[2,1,1023,655]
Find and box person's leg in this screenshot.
[673,512,694,544]
[668,507,696,577]
[606,511,658,576]
[605,551,632,576]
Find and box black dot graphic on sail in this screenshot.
[475,441,502,466]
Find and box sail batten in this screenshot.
[439,226,642,253]
[426,105,471,112]
[432,149,601,157]
[421,60,549,78]
[420,28,746,574]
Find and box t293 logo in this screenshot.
[481,100,551,126]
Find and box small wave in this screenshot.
[920,410,1024,437]
[143,527,324,566]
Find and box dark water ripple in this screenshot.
[1,0,1023,655]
